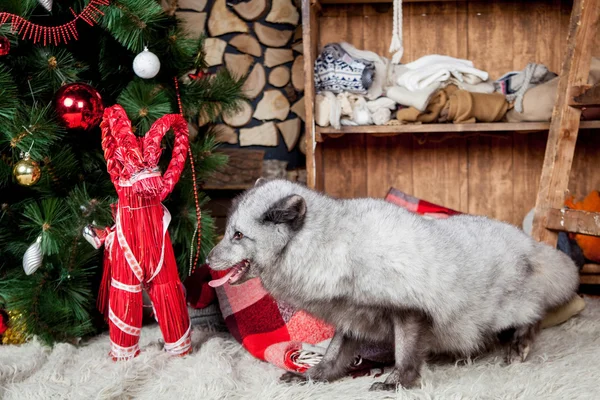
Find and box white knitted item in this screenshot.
[389,0,403,64]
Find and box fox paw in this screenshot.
[369,382,398,391]
[504,343,531,364]
[280,371,307,384]
[503,323,539,365]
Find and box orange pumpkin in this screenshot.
[565,190,600,263]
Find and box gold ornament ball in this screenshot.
[13,158,41,186]
[1,310,27,345]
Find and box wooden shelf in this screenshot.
[580,265,600,285]
[315,121,600,140]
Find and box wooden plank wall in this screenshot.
[317,0,600,226]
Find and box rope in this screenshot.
[389,0,403,64]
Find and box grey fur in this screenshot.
[208,179,579,390]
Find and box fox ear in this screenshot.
[262,194,306,231]
[255,178,268,187]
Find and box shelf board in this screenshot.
[580,266,600,285]
[316,121,600,140]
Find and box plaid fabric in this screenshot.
[209,188,461,373]
[385,188,461,218]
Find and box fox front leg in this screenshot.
[280,330,358,384]
[370,313,425,391]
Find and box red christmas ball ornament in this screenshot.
[54,83,104,130]
[0,37,9,56]
[0,309,8,335]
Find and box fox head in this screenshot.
[207,179,307,286]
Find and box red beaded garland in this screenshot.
[174,78,202,275]
[0,0,109,46]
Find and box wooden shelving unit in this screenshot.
[301,0,600,285]
[302,0,600,192]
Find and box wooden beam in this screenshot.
[303,0,322,190]
[531,0,600,246]
[580,273,600,285]
[568,83,600,107]
[546,208,600,236]
[581,264,600,274]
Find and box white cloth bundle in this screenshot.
[397,55,489,92]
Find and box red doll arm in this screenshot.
[142,114,189,201]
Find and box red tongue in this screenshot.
[208,269,237,288]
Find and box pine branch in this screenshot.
[67,183,114,228]
[0,65,19,128]
[37,146,79,195]
[180,68,247,123]
[191,133,228,180]
[22,48,89,98]
[21,198,71,256]
[0,0,38,15]
[0,105,66,162]
[100,0,171,53]
[0,157,12,188]
[0,264,97,344]
[154,28,204,77]
[97,35,136,98]
[117,79,175,133]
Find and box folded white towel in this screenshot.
[397,54,489,92]
[386,83,438,111]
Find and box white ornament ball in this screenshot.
[133,47,161,79]
[23,235,43,275]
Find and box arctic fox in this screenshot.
[208,179,579,391]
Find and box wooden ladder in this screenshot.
[532,0,600,279]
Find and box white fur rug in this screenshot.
[1,299,599,400]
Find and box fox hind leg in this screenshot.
[370,313,425,391]
[503,321,541,364]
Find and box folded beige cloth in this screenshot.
[507,57,600,122]
[446,90,510,123]
[396,85,455,123]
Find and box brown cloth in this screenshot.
[396,85,457,123]
[444,90,510,123]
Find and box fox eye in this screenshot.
[233,231,244,240]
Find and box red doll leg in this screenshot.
[146,234,191,357]
[108,248,144,361]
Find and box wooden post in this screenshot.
[531,0,600,246]
[302,0,323,190]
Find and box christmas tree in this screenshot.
[0,0,246,345]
